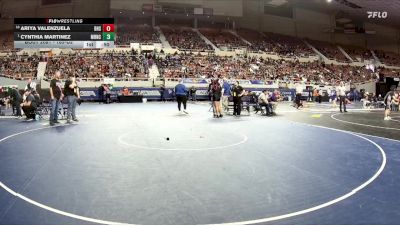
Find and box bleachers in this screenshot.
[0,55,39,80]
[375,50,400,66]
[161,26,213,51]
[199,28,249,50]
[308,39,350,62]
[341,45,373,62]
[263,32,315,57]
[45,52,150,79]
[116,25,160,45]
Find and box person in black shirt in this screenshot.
[49,71,63,126]
[160,85,166,102]
[190,86,197,101]
[10,87,22,117]
[231,81,245,116]
[64,75,80,123]
[211,79,223,118]
[98,85,104,104]
[21,89,37,120]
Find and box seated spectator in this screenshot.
[269,89,281,114]
[361,92,372,109]
[258,89,272,116]
[121,86,130,96]
[21,89,37,120]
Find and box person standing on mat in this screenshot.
[384,88,394,120]
[231,81,244,116]
[10,87,22,118]
[49,71,63,126]
[64,75,80,123]
[175,79,188,114]
[337,82,347,113]
[211,79,223,118]
[221,77,231,113]
[295,83,303,109]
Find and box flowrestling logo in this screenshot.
[367,11,388,19]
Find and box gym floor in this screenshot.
[0,102,399,225]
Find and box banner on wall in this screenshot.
[103,78,115,84]
[79,87,295,101]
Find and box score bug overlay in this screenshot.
[14,18,115,49]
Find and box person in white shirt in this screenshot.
[337,82,347,113]
[25,78,36,91]
[258,90,272,116]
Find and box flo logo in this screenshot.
[367,11,388,19]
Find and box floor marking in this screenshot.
[0,124,134,225]
[204,122,387,225]
[311,114,322,118]
[331,113,400,131]
[118,134,248,151]
[0,118,389,225]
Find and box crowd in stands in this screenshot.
[156,53,397,84]
[264,59,378,83]
[308,40,350,62]
[116,25,160,45]
[375,50,400,66]
[200,28,249,50]
[263,32,314,57]
[236,29,314,57]
[45,51,150,79]
[157,53,266,80]
[161,27,214,51]
[0,54,39,80]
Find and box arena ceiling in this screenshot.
[290,0,400,28]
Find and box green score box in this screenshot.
[102,32,115,41]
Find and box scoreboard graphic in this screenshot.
[14,18,115,49]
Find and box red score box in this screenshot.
[102,24,114,32]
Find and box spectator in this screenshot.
[258,89,272,116]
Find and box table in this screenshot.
[118,95,143,103]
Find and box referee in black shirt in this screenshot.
[231,81,245,116]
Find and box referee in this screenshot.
[337,82,347,113]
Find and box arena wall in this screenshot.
[0,77,30,89]
[239,0,399,53]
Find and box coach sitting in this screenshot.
[20,89,37,120]
[269,89,281,115]
[258,90,272,116]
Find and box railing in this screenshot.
[0,74,35,81]
[41,77,152,82]
[0,74,32,80]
